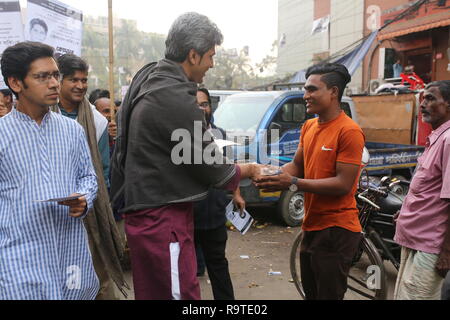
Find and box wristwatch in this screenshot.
[290,177,299,192]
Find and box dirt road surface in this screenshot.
[117,207,397,300]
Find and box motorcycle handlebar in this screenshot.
[367,187,388,198]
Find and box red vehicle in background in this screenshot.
[400,65,426,91]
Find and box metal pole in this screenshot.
[108,0,116,123]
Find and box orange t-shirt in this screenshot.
[300,111,365,233]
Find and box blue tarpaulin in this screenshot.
[290,30,379,83]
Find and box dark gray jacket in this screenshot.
[110,59,236,213]
[194,125,229,230]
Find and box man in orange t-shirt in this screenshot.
[255,63,365,300]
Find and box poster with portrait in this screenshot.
[0,0,24,89]
[26,0,83,58]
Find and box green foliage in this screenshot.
[204,48,254,89]
[82,17,279,94]
[82,17,165,98]
[204,44,279,90]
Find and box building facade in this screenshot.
[362,0,450,92]
[277,0,450,93]
[277,0,365,92]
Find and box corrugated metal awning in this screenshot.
[378,11,450,40]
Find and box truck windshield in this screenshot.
[214,95,275,133]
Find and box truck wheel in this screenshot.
[277,190,305,227]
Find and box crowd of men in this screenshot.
[0,11,449,301]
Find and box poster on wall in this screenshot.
[0,0,24,89]
[26,0,83,58]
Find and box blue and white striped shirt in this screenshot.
[0,108,99,300]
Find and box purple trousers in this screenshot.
[124,203,200,300]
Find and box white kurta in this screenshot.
[0,109,99,300]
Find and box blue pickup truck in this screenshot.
[214,91,424,226]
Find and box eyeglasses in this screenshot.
[31,72,61,84]
[198,102,210,108]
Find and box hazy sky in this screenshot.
[18,0,279,64]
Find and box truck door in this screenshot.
[267,98,313,165]
[341,101,353,118]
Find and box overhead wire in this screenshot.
[318,0,429,65]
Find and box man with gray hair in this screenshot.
[111,12,260,300]
[394,80,450,300]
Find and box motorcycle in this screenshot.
[357,173,410,270]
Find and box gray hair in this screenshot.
[426,81,450,105]
[165,12,223,63]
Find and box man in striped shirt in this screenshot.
[0,42,99,300]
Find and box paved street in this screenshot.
[117,206,398,301]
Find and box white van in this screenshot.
[208,90,245,113]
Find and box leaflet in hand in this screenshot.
[214,139,239,150]
[34,194,87,203]
[225,201,254,235]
